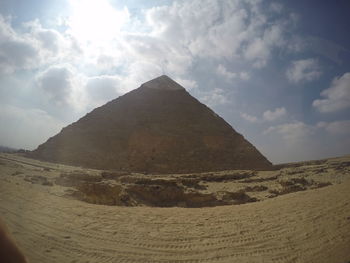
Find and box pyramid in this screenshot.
[29,75,272,173]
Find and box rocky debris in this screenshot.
[21,154,345,207]
[71,180,258,208]
[24,175,53,186]
[58,170,259,207]
[244,185,268,192]
[331,161,350,170]
[55,171,102,187]
[125,184,220,207]
[12,153,347,208]
[269,177,332,197]
[11,171,23,176]
[242,175,278,183]
[75,182,126,206]
[220,191,258,204]
[196,171,255,182]
[180,178,207,190]
[310,181,332,189]
[101,171,130,180]
[29,75,272,173]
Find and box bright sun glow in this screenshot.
[68,0,129,44]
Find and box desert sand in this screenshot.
[0,153,350,262]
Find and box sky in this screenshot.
[0,0,349,164]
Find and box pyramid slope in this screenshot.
[29,75,272,173]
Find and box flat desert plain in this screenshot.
[0,153,350,263]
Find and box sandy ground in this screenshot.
[0,154,350,263]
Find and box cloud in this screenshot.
[143,0,290,71]
[0,104,65,149]
[216,64,250,82]
[174,78,198,90]
[85,75,122,107]
[263,107,286,121]
[244,24,286,68]
[0,0,294,90]
[0,16,40,74]
[312,72,350,113]
[264,121,314,142]
[0,0,292,96]
[0,15,81,75]
[269,2,283,13]
[241,107,286,123]
[261,120,350,163]
[146,1,247,59]
[239,72,250,81]
[240,112,258,123]
[216,64,236,81]
[36,65,85,109]
[286,58,322,83]
[200,88,228,107]
[317,120,350,135]
[23,20,66,55]
[306,36,349,65]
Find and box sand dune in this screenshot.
[0,154,350,262]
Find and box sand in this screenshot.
[0,154,350,263]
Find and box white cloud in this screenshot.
[36,65,86,110]
[313,72,350,113]
[144,0,289,69]
[85,75,122,107]
[244,24,286,68]
[286,58,322,83]
[263,107,286,121]
[216,64,250,82]
[0,0,293,97]
[317,120,350,135]
[174,78,198,90]
[216,64,237,81]
[0,16,40,74]
[269,2,283,13]
[241,107,286,123]
[240,113,258,123]
[23,20,64,54]
[200,88,228,107]
[264,121,314,142]
[239,72,250,81]
[0,15,82,75]
[0,0,293,91]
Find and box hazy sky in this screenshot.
[0,0,349,163]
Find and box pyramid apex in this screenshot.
[141,75,185,91]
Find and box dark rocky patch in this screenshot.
[244,185,268,192]
[24,175,53,186]
[11,171,23,176]
[55,171,102,187]
[242,175,278,183]
[221,191,258,204]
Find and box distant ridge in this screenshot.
[29,75,272,173]
[0,146,17,153]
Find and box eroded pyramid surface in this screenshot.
[29,75,272,173]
